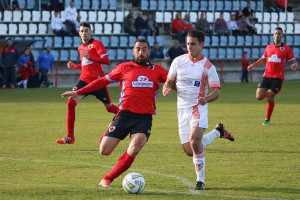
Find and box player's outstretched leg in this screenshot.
[193,153,206,190]
[57,99,77,144]
[215,123,234,141]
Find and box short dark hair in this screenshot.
[275,27,283,33]
[134,38,150,48]
[7,38,12,41]
[243,51,248,55]
[187,30,205,43]
[79,22,91,29]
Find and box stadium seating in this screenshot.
[285,35,293,45]
[23,11,31,22]
[119,36,128,47]
[234,48,242,58]
[110,0,117,10]
[156,12,164,23]
[3,10,12,21]
[129,36,136,47]
[113,23,122,34]
[106,11,115,22]
[226,48,234,59]
[156,36,164,47]
[44,36,53,47]
[294,24,300,34]
[101,36,110,47]
[205,36,211,47]
[51,50,59,60]
[103,23,112,34]
[209,48,217,59]
[83,0,91,9]
[117,49,125,59]
[110,36,119,47]
[202,48,209,57]
[224,1,232,11]
[31,50,39,61]
[79,11,88,22]
[108,49,116,59]
[216,1,224,11]
[73,36,81,47]
[183,0,191,11]
[64,36,73,48]
[94,24,103,34]
[18,24,27,35]
[293,47,299,58]
[101,0,109,10]
[13,11,22,22]
[174,0,183,10]
[245,35,253,46]
[166,0,174,11]
[60,50,69,60]
[8,24,17,35]
[252,48,260,58]
[253,35,261,46]
[38,24,48,35]
[98,11,106,22]
[191,0,200,11]
[141,0,149,10]
[126,48,133,60]
[220,36,228,46]
[286,24,294,34]
[261,35,269,46]
[115,11,124,23]
[237,36,245,46]
[42,11,51,22]
[32,11,41,22]
[70,49,79,60]
[92,0,100,9]
[158,0,165,10]
[54,36,63,48]
[211,36,219,47]
[149,0,158,10]
[228,36,236,46]
[218,48,226,59]
[294,35,300,46]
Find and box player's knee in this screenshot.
[256,95,264,100]
[99,148,111,156]
[67,98,77,107]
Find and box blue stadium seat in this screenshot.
[174,0,182,10]
[101,0,109,10]
[240,1,247,10]
[211,36,219,46]
[60,50,69,60]
[220,36,228,46]
[129,36,136,47]
[293,47,299,58]
[200,0,208,10]
[117,49,125,59]
[51,50,59,60]
[209,48,217,59]
[245,36,253,46]
[226,48,234,59]
[250,1,256,10]
[54,36,63,48]
[202,49,209,57]
[70,49,79,60]
[31,50,39,61]
[110,0,117,10]
[119,36,128,47]
[218,48,226,59]
[73,37,82,47]
[156,36,164,47]
[74,0,82,9]
[147,36,155,47]
[166,0,174,10]
[110,36,119,47]
[141,0,149,10]
[44,36,53,47]
[149,0,158,10]
[237,36,245,46]
[260,47,265,56]
[191,1,200,11]
[183,0,191,11]
[208,1,215,10]
[101,36,109,47]
[224,1,232,11]
[92,0,100,9]
[205,36,211,47]
[83,0,90,9]
[294,35,300,46]
[64,36,73,48]
[285,35,293,46]
[232,1,239,10]
[228,36,236,46]
[108,49,116,59]
[256,0,262,11]
[33,36,44,48]
[216,1,224,11]
[27,1,35,9]
[234,48,242,58]
[158,0,165,10]
[252,48,260,58]
[253,35,261,46]
[126,48,133,60]
[19,0,25,9]
[261,35,269,46]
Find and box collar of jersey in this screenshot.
[188,55,205,63]
[82,38,94,46]
[273,42,284,48]
[131,59,152,67]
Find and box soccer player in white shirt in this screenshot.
[163,30,234,190]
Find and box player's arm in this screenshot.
[61,76,112,99]
[162,79,176,97]
[290,60,297,71]
[67,61,81,70]
[197,87,220,105]
[247,57,267,71]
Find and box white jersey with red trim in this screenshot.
[167,53,220,108]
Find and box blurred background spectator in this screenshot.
[146,14,159,36]
[214,12,229,35]
[124,10,137,36]
[196,12,213,36]
[149,42,164,60]
[264,0,282,12]
[227,13,239,36]
[171,12,186,43]
[51,10,70,36]
[36,46,54,88]
[64,1,78,35]
[166,39,185,61]
[237,15,249,35]
[134,11,150,36]
[246,14,257,35]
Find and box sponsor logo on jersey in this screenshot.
[268,54,281,63]
[280,47,285,51]
[88,44,93,49]
[72,86,77,91]
[109,126,115,132]
[132,76,153,88]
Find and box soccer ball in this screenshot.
[122,172,145,194]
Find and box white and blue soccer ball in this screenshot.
[122,172,145,194]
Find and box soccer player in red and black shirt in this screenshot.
[248,27,297,125]
[57,22,119,144]
[61,38,169,187]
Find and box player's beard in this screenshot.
[134,55,148,65]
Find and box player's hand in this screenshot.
[162,87,172,96]
[247,64,254,72]
[197,97,207,105]
[67,61,76,70]
[290,62,297,71]
[80,50,90,60]
[61,91,78,99]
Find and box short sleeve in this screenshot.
[106,64,123,82]
[95,40,108,58]
[207,65,220,89]
[286,46,295,62]
[167,58,178,82]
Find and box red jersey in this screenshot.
[241,56,249,70]
[77,61,168,115]
[262,43,295,79]
[76,38,109,83]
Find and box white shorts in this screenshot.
[177,105,208,144]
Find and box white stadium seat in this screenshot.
[0,24,8,35]
[23,10,31,21]
[38,24,48,35]
[79,11,88,22]
[32,11,41,21]
[13,10,22,21]
[3,10,12,21]
[88,11,97,22]
[106,11,115,22]
[98,11,106,22]
[9,24,17,35]
[28,24,37,34]
[94,24,103,34]
[18,24,28,35]
[42,11,51,22]
[103,23,112,34]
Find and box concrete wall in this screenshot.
[52,58,300,88]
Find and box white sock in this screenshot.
[202,129,220,149]
[17,80,23,86]
[23,80,28,89]
[193,152,205,183]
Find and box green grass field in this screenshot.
[0,81,299,200]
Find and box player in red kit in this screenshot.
[248,27,297,125]
[57,22,118,144]
[61,38,169,188]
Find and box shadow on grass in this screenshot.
[208,186,300,195]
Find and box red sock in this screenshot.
[67,99,77,138]
[106,104,119,114]
[103,152,135,182]
[266,101,275,120]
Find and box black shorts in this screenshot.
[258,77,283,94]
[72,80,111,104]
[105,111,152,140]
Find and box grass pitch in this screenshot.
[0,81,299,200]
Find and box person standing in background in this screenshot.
[241,51,249,83]
[36,46,54,88]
